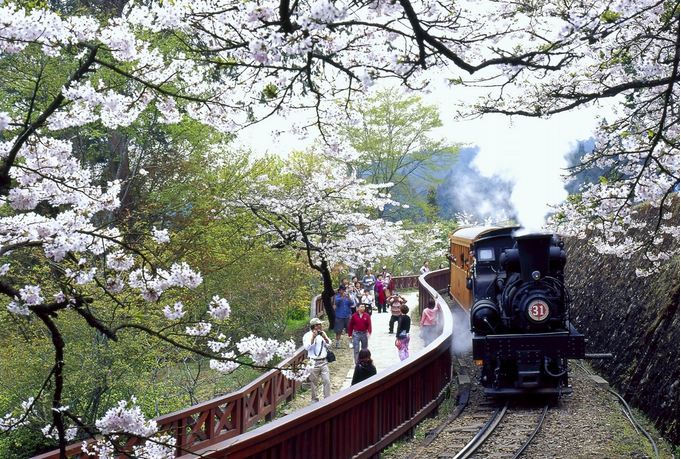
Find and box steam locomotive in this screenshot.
[449,227,585,396]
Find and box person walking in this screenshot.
[387,293,405,334]
[395,304,411,361]
[374,275,386,313]
[302,318,331,403]
[351,349,377,385]
[347,304,372,363]
[420,298,440,346]
[362,269,376,291]
[333,286,354,348]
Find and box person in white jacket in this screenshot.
[302,318,331,403]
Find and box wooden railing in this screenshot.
[35,271,451,459]
[393,274,420,291]
[34,349,308,459]
[35,297,323,459]
[177,269,452,459]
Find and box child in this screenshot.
[420,298,440,345]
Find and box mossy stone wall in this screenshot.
[564,238,679,444]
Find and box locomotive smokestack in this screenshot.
[515,234,552,282]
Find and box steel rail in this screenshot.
[403,369,472,459]
[452,402,508,459]
[511,404,549,459]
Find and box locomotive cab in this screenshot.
[451,226,585,397]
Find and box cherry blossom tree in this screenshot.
[232,153,407,327]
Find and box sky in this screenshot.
[234,78,601,231]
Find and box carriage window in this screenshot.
[478,248,494,262]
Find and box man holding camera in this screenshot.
[303,318,331,403]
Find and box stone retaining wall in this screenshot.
[564,235,679,444]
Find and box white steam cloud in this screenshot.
[470,112,597,230]
[450,305,473,354]
[432,106,599,230]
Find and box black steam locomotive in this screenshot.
[449,227,585,396]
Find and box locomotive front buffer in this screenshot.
[472,323,586,395]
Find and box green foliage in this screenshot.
[600,9,621,23]
[0,121,316,457]
[262,83,279,100]
[659,0,679,24]
[339,88,459,221]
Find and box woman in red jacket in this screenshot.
[347,304,372,363]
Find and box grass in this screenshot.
[607,403,677,458]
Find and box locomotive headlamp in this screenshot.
[531,270,541,280]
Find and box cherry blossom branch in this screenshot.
[112,323,281,371]
[0,46,98,195]
[92,57,219,105]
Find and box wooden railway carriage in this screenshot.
[449,226,586,396]
[448,226,515,309]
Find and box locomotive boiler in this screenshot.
[449,226,585,396]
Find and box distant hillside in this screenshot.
[563,139,599,194]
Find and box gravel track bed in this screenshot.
[385,355,675,459]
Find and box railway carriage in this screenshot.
[449,226,586,396]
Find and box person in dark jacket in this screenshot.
[395,304,411,361]
[351,349,377,385]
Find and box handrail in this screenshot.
[34,272,447,459]
[177,269,453,458]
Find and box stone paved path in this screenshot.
[341,291,424,389]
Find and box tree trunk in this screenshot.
[110,131,133,218]
[320,260,336,331]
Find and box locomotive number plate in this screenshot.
[528,300,549,322]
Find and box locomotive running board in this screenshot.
[472,324,585,360]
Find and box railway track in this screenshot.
[404,358,550,459]
[448,401,549,459]
[391,352,669,459]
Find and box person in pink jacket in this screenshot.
[420,298,440,346]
